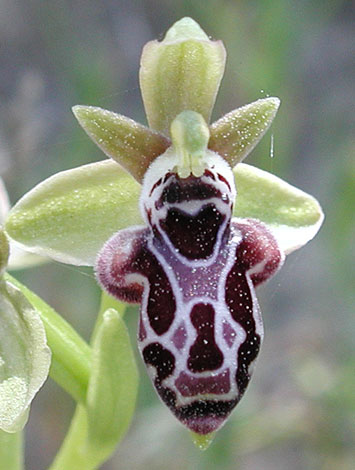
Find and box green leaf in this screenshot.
[0,280,51,432]
[6,274,92,403]
[209,98,280,168]
[5,160,143,266]
[233,163,324,254]
[85,308,138,461]
[72,106,170,183]
[140,17,226,136]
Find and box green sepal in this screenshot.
[209,98,280,168]
[73,106,170,183]
[5,160,143,266]
[85,308,138,462]
[140,17,226,136]
[233,163,324,254]
[0,279,51,432]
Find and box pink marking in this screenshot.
[172,322,187,350]
[222,321,237,348]
[175,369,230,397]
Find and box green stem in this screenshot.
[5,274,91,403]
[48,406,95,470]
[0,431,23,470]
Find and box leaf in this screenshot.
[6,274,92,404]
[209,98,280,168]
[140,17,226,136]
[0,280,51,432]
[5,160,143,266]
[86,308,138,461]
[233,163,324,254]
[72,106,170,183]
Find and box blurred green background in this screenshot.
[0,1,354,469]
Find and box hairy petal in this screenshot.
[233,164,324,254]
[209,98,280,168]
[73,106,170,182]
[5,161,142,266]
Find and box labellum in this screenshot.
[96,112,283,435]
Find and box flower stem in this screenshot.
[0,431,23,470]
[48,406,95,470]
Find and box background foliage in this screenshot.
[0,1,353,469]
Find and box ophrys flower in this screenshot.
[4,18,323,437]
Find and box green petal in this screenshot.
[233,163,324,254]
[5,160,143,266]
[140,17,226,136]
[73,106,170,182]
[86,308,138,461]
[209,98,280,168]
[0,280,51,432]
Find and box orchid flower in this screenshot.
[4,18,323,440]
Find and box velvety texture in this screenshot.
[96,160,283,435]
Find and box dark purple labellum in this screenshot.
[96,151,283,435]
